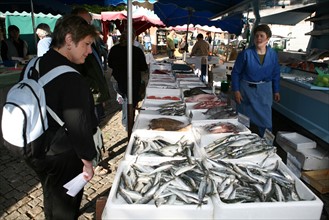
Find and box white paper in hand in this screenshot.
[63,173,88,197]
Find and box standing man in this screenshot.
[190,33,209,82]
[71,7,110,124]
[166,30,175,59]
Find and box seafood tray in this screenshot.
[188,108,237,121]
[145,88,182,99]
[142,99,182,110]
[191,119,250,142]
[102,161,214,220]
[149,63,172,73]
[211,160,323,220]
[132,114,191,132]
[179,81,206,88]
[124,129,199,160]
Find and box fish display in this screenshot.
[203,133,277,159]
[203,106,237,120]
[185,94,219,102]
[130,135,195,157]
[149,118,191,131]
[193,101,227,109]
[198,122,247,134]
[117,159,211,207]
[183,87,209,97]
[157,101,186,116]
[116,156,303,207]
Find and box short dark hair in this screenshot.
[253,24,272,38]
[50,15,97,48]
[36,23,51,34]
[197,33,204,39]
[8,25,19,32]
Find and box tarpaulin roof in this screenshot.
[153,2,244,35]
[0,0,71,14]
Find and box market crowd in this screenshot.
[0,6,281,220]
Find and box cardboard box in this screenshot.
[302,169,329,194]
[212,161,323,220]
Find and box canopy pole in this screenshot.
[30,0,38,50]
[127,0,133,138]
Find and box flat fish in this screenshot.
[149,118,191,131]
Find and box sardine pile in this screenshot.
[118,159,210,206]
[131,135,195,157]
[203,134,277,159]
[117,156,303,207]
[204,158,301,203]
[203,106,237,120]
[157,101,186,116]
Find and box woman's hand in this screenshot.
[274,92,280,102]
[234,91,242,104]
[81,159,94,181]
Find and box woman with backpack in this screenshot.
[24,15,99,219]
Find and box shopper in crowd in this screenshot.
[1,25,28,61]
[23,15,98,220]
[166,30,176,58]
[36,23,52,57]
[205,31,212,44]
[231,24,280,137]
[108,29,148,129]
[143,29,152,52]
[71,7,110,124]
[190,33,209,57]
[190,33,209,82]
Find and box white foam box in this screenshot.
[132,114,191,132]
[141,99,182,110]
[276,132,329,170]
[124,129,197,159]
[212,160,323,220]
[179,81,206,88]
[191,119,250,145]
[276,132,316,150]
[145,88,182,100]
[149,63,172,73]
[102,161,214,220]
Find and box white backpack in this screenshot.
[1,57,77,158]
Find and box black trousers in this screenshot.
[26,150,84,220]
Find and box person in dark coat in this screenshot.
[23,15,98,220]
[108,30,148,128]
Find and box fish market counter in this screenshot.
[273,72,329,146]
[102,61,323,219]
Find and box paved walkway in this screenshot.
[0,69,128,219]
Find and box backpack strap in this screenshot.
[22,57,41,80]
[36,61,79,127]
[37,65,79,87]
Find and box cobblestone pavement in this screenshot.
[0,69,128,220]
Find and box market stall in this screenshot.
[102,60,323,219]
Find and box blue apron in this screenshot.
[237,80,272,136]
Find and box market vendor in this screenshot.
[1,25,28,61]
[231,24,280,137]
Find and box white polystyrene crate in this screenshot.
[179,81,206,88]
[141,99,182,110]
[277,132,316,150]
[124,129,198,160]
[102,161,214,220]
[188,109,236,121]
[145,88,182,99]
[149,63,172,73]
[211,160,323,220]
[149,78,176,84]
[132,114,191,132]
[191,119,250,145]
